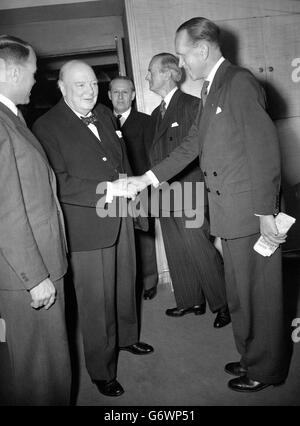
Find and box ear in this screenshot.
[198,42,209,60]
[131,90,136,101]
[58,80,66,97]
[108,90,112,101]
[5,63,21,84]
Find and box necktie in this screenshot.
[80,113,98,126]
[160,100,166,119]
[201,80,209,107]
[116,114,122,130]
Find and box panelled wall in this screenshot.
[125,0,300,250]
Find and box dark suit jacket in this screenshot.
[151,60,281,238]
[0,102,67,291]
[120,109,152,175]
[33,100,136,252]
[149,89,205,213]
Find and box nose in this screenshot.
[145,72,150,81]
[178,57,184,68]
[118,92,123,99]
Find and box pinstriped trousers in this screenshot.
[159,215,227,312]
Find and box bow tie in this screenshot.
[80,113,98,126]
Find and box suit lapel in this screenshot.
[154,89,181,143]
[154,90,181,142]
[198,60,232,150]
[0,103,49,164]
[94,108,123,170]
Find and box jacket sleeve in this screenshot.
[229,71,281,215]
[151,102,202,182]
[0,125,49,290]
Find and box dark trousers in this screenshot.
[135,218,158,291]
[222,234,290,384]
[0,279,71,406]
[70,217,138,382]
[159,215,227,312]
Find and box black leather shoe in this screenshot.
[120,342,154,355]
[228,376,271,392]
[143,286,157,300]
[165,304,206,317]
[214,306,231,328]
[225,362,248,377]
[93,379,124,397]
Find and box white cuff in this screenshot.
[146,170,160,188]
[105,182,114,203]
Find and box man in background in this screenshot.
[109,76,158,300]
[144,53,230,327]
[33,60,153,398]
[0,35,71,405]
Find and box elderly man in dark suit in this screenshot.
[127,18,290,392]
[0,35,71,405]
[108,76,158,301]
[33,60,153,398]
[145,53,229,327]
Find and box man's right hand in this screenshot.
[29,278,56,310]
[127,174,153,199]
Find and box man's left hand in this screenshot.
[259,215,287,245]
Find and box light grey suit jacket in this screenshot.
[0,102,67,291]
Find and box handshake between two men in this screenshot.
[108,174,153,201]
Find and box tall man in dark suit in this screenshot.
[108,76,158,300]
[0,35,71,405]
[127,18,289,392]
[33,60,153,398]
[144,53,229,327]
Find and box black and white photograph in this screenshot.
[0,0,300,410]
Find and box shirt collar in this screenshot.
[114,107,131,123]
[163,87,178,109]
[206,56,225,94]
[0,94,18,116]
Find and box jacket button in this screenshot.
[207,187,210,192]
[204,171,207,176]
[102,157,107,161]
[216,190,220,195]
[213,171,217,176]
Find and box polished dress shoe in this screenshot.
[120,341,154,355]
[143,286,157,300]
[213,305,231,328]
[224,362,247,377]
[165,304,206,317]
[93,379,124,397]
[228,376,271,392]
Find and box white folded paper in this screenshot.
[0,318,6,342]
[254,212,296,257]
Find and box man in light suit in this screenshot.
[108,76,158,301]
[127,18,290,392]
[33,60,153,398]
[145,53,229,327]
[0,35,71,405]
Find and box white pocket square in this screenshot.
[116,130,123,138]
[171,122,179,127]
[216,106,222,115]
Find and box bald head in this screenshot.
[58,60,98,116]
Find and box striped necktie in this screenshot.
[201,80,209,107]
